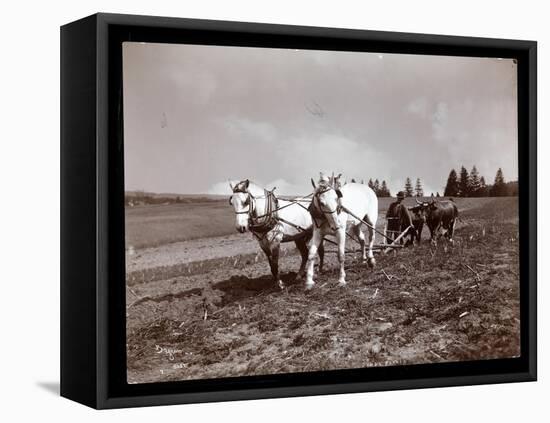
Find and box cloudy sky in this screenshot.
[123,42,518,196]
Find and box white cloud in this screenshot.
[432,101,450,142]
[124,44,519,195]
[254,133,403,195]
[407,97,429,119]
[265,178,305,196]
[223,117,277,143]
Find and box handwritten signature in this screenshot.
[155,345,183,361]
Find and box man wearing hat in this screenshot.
[385,191,414,245]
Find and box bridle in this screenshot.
[229,184,279,233]
[231,192,252,215]
[310,185,342,228]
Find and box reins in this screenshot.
[230,180,417,256]
[254,193,313,220]
[231,181,400,245]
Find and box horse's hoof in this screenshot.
[297,269,308,280]
[368,257,376,268]
[337,280,347,287]
[277,280,285,290]
[305,281,315,291]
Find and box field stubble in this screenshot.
[126,197,520,383]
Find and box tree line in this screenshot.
[124,190,219,206]
[356,166,517,199]
[351,177,427,198]
[443,166,517,197]
[403,177,425,197]
[367,178,391,197]
[348,178,391,197]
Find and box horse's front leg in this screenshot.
[318,240,325,273]
[294,237,308,280]
[270,242,284,290]
[259,232,284,290]
[336,227,347,286]
[305,229,323,290]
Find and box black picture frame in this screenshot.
[60,13,537,409]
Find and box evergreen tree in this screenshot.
[374,179,380,196]
[368,179,375,191]
[436,192,441,198]
[506,181,519,196]
[491,168,507,197]
[469,165,481,197]
[404,177,414,197]
[444,169,459,197]
[477,176,488,197]
[458,166,470,197]
[380,180,391,197]
[415,178,424,197]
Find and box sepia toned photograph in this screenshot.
[123,42,520,384]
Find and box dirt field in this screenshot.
[126,196,520,384]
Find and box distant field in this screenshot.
[125,196,497,249]
[125,201,234,249]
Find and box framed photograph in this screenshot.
[61,13,537,409]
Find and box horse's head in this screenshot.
[229,179,251,233]
[332,173,344,189]
[311,173,343,231]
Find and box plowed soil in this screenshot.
[126,197,520,384]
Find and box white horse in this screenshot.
[229,179,324,289]
[305,174,378,290]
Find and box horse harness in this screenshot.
[309,184,343,228]
[231,187,280,235]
